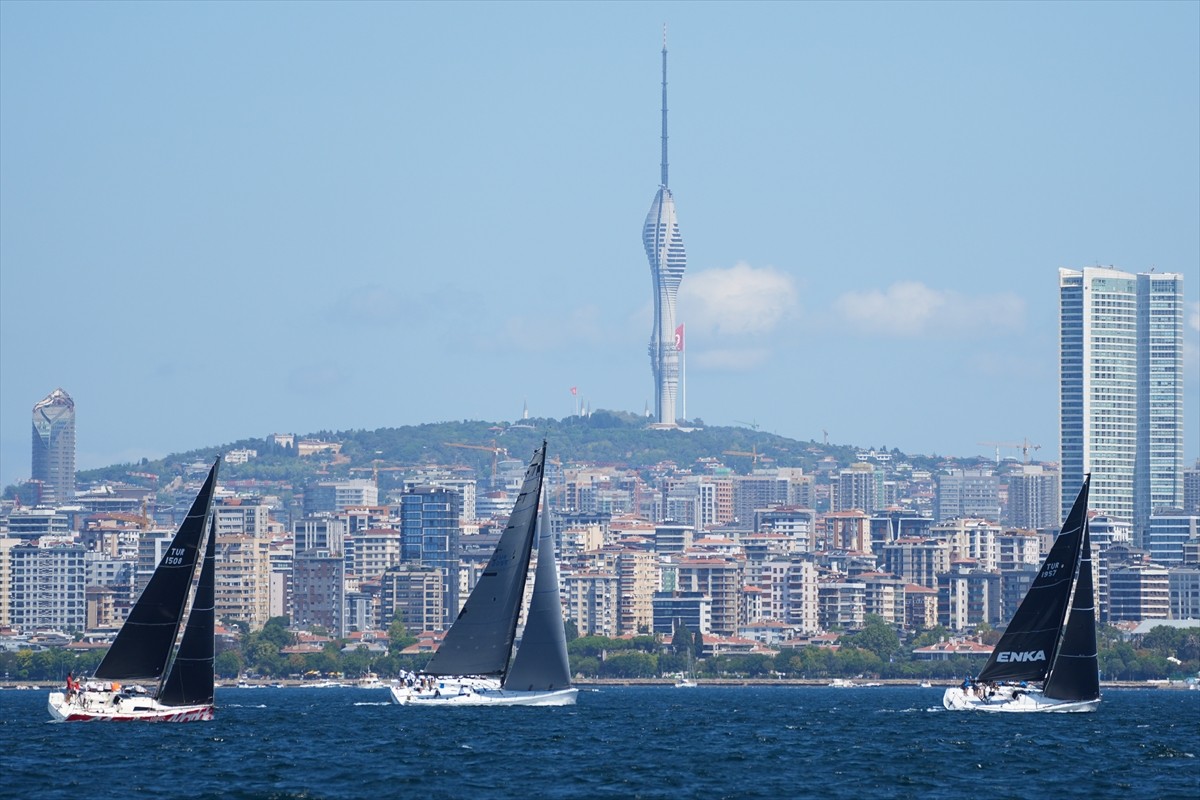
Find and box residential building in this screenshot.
[1144,511,1199,566]
[1168,565,1200,620]
[880,538,951,590]
[1059,267,1184,541]
[292,549,346,637]
[935,469,999,523]
[1107,561,1170,622]
[1006,465,1061,530]
[399,486,461,626]
[379,565,445,632]
[11,543,86,632]
[615,549,658,635]
[676,555,742,636]
[652,590,711,636]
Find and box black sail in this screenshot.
[424,443,544,677]
[1043,520,1100,701]
[158,514,217,706]
[504,513,572,692]
[94,459,220,682]
[976,475,1090,684]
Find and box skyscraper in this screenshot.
[643,35,686,427]
[31,388,76,504]
[1059,267,1184,541]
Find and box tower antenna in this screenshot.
[661,24,669,188]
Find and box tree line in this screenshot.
[4,617,1197,684]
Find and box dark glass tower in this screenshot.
[31,388,75,503]
[643,35,686,427]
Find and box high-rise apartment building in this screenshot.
[11,543,86,632]
[1059,267,1184,540]
[643,38,686,426]
[1005,465,1061,530]
[399,486,461,627]
[31,388,76,504]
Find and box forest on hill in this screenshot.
[56,411,979,498]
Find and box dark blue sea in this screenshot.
[2,685,1197,800]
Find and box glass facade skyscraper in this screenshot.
[1059,267,1183,541]
[643,39,686,427]
[31,388,75,504]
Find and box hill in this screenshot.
[8,412,990,500]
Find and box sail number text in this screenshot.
[1041,561,1064,579]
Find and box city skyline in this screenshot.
[1,2,1197,490]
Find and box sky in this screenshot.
[1,0,1197,489]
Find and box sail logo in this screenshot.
[996,650,1046,663]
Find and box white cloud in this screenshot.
[679,262,798,337]
[1188,301,1199,333]
[833,281,1025,336]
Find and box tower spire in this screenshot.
[660,24,669,188]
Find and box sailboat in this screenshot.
[943,474,1100,713]
[390,442,576,707]
[673,625,698,688]
[48,458,221,722]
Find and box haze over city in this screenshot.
[1,1,1197,490]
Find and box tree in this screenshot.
[215,650,244,679]
[388,619,418,653]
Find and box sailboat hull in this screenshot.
[48,690,214,722]
[392,685,577,707]
[942,686,1100,713]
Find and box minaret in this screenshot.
[642,27,686,427]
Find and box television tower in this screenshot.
[642,27,686,427]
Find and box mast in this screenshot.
[660,24,669,188]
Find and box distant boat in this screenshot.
[943,475,1100,713]
[357,673,384,689]
[391,442,576,707]
[48,459,221,722]
[828,679,858,688]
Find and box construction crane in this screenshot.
[977,438,1042,463]
[445,441,507,484]
[722,446,768,468]
[349,460,408,489]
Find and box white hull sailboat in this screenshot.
[49,458,222,722]
[391,442,577,708]
[943,475,1100,714]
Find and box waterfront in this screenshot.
[1,685,1197,799]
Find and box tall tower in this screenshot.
[643,31,686,427]
[1059,267,1184,541]
[31,388,75,504]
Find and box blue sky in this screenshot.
[1,1,1197,488]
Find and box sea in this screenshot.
[2,684,1197,800]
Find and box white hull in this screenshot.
[48,690,214,722]
[942,686,1100,713]
[390,682,576,707]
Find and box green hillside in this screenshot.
[7,413,984,501]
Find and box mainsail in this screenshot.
[976,475,1091,685]
[94,459,220,683]
[158,515,217,706]
[504,512,572,692]
[424,444,545,678]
